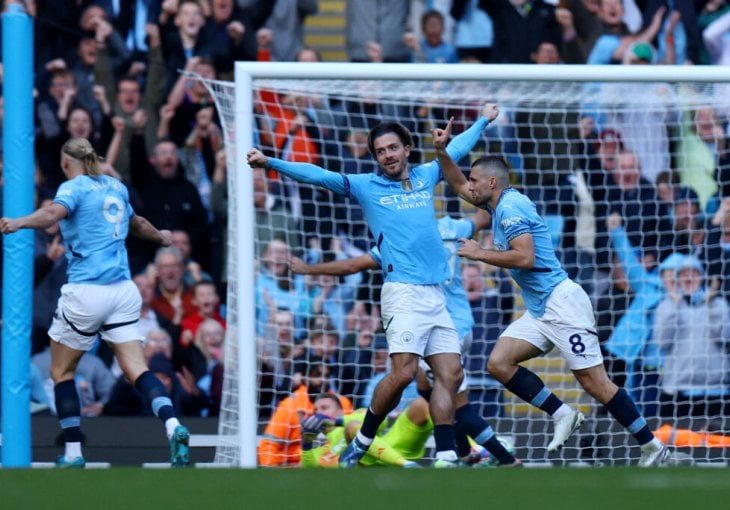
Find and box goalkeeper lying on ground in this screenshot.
[301,393,432,468]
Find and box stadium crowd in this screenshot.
[0,0,730,466]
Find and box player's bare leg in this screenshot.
[426,352,462,466]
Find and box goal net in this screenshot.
[201,63,730,468]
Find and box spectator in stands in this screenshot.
[94,21,165,184]
[345,0,410,63]
[677,106,725,213]
[93,0,156,65]
[159,0,211,93]
[604,212,678,417]
[180,280,226,351]
[306,269,356,343]
[601,149,672,283]
[702,1,730,65]
[403,10,459,64]
[668,187,723,277]
[170,229,213,288]
[162,56,219,148]
[640,0,701,64]
[79,5,132,78]
[249,167,302,257]
[483,0,562,64]
[69,36,106,130]
[450,0,493,62]
[256,0,317,62]
[191,318,225,415]
[339,328,382,407]
[257,358,353,467]
[150,245,196,333]
[129,139,211,271]
[35,70,81,190]
[203,0,273,77]
[258,309,307,417]
[654,255,730,430]
[256,239,310,338]
[563,0,631,63]
[180,105,224,213]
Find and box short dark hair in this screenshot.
[421,9,444,30]
[367,122,414,156]
[471,155,510,185]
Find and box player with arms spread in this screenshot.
[248,103,498,467]
[0,138,191,468]
[432,114,668,467]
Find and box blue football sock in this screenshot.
[135,371,176,423]
[505,366,563,415]
[605,388,654,445]
[55,379,83,443]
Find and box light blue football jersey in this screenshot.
[489,188,567,317]
[53,175,134,284]
[369,216,475,338]
[268,116,489,285]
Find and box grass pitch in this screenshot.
[1,467,728,510]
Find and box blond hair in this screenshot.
[61,137,103,176]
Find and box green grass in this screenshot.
[1,468,729,510]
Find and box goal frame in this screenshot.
[232,61,729,468]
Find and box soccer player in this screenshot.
[247,103,498,467]
[300,393,432,468]
[431,115,669,467]
[0,138,191,468]
[291,209,519,467]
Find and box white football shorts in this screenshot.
[380,282,461,357]
[48,280,142,351]
[500,278,603,371]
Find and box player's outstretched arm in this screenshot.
[0,202,67,234]
[130,214,173,246]
[445,103,500,162]
[247,147,348,196]
[433,117,471,202]
[290,253,378,276]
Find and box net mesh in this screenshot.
[201,73,730,467]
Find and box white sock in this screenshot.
[551,404,573,420]
[355,432,373,447]
[642,437,663,451]
[435,450,458,462]
[65,442,82,460]
[165,418,181,439]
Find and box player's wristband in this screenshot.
[334,417,344,427]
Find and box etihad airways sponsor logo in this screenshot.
[379,190,432,205]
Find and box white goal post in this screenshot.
[204,62,730,468]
